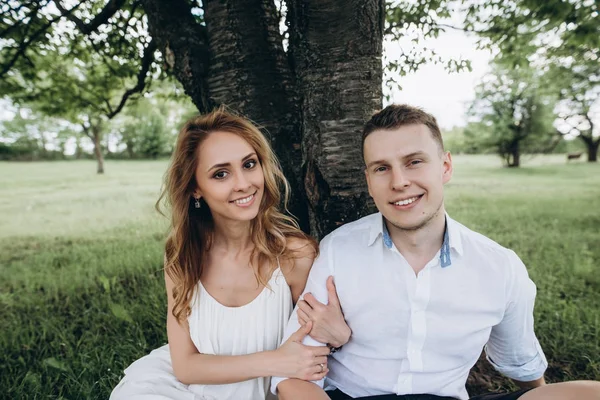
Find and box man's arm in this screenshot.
[485,250,548,384]
[297,276,352,348]
[271,235,336,395]
[278,379,331,400]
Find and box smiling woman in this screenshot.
[109,108,334,400]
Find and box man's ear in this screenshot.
[442,151,453,184]
[364,169,373,197]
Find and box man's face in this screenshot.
[363,124,453,231]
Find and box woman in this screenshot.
[110,108,331,400]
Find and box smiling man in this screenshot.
[271,105,600,400]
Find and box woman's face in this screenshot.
[194,131,265,224]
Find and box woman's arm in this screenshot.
[164,267,330,385]
[280,237,319,304]
[278,379,331,400]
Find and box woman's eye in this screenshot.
[214,170,228,179]
[244,159,257,169]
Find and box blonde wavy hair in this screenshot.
[156,107,317,323]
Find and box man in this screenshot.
[271,105,600,400]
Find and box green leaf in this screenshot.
[109,302,134,324]
[42,357,69,372]
[98,275,111,293]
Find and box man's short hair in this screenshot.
[362,104,444,152]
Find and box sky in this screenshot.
[385,28,493,130]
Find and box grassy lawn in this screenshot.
[1,155,599,399]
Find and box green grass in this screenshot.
[1,156,599,399]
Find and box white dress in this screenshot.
[110,267,292,400]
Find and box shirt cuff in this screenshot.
[270,376,286,395]
[485,342,548,382]
[270,376,326,395]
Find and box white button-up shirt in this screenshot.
[272,213,547,400]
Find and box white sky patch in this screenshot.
[385,27,493,130]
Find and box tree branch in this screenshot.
[80,123,93,140]
[0,3,82,78]
[52,0,128,35]
[107,39,157,119]
[0,0,51,38]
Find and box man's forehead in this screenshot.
[363,125,440,157]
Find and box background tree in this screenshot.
[118,98,169,159]
[549,64,600,162]
[113,80,199,159]
[467,64,558,167]
[1,1,157,173]
[464,0,600,162]
[0,107,77,160]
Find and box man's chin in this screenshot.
[385,213,434,232]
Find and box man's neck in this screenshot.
[386,209,446,275]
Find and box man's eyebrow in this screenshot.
[366,151,428,169]
[366,159,387,169]
[402,151,427,160]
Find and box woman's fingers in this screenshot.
[311,345,332,357]
[313,356,328,365]
[310,364,329,380]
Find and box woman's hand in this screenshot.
[297,276,351,348]
[274,321,331,381]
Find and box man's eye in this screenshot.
[375,166,387,172]
[409,160,422,166]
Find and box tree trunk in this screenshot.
[589,141,599,162]
[142,0,385,237]
[507,140,520,167]
[141,0,212,113]
[126,140,135,159]
[580,135,599,162]
[202,0,309,232]
[288,0,384,237]
[92,124,105,174]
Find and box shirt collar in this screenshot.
[367,212,463,267]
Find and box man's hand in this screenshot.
[297,276,351,348]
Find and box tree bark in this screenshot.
[141,0,385,237]
[200,0,310,231]
[141,0,212,113]
[288,0,384,237]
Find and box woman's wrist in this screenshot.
[256,349,282,378]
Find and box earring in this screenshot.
[194,197,201,209]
